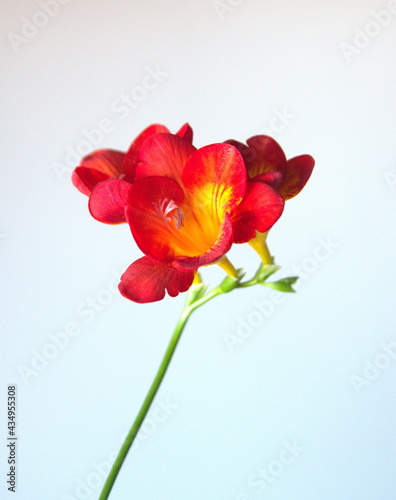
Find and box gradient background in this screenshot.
[1,1,396,499]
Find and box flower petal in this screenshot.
[89,179,132,224]
[123,124,171,182]
[126,176,185,263]
[223,139,248,154]
[244,136,287,178]
[174,215,233,269]
[72,149,125,195]
[119,256,195,303]
[279,155,315,200]
[176,123,193,144]
[231,181,285,243]
[135,134,196,183]
[182,143,246,216]
[253,171,284,190]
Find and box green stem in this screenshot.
[98,252,280,499]
[98,306,192,500]
[98,286,227,500]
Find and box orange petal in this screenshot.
[182,143,246,221]
[126,176,186,263]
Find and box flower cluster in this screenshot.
[72,124,314,303]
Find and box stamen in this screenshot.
[170,208,184,229]
[151,198,184,229]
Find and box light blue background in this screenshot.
[1,0,396,499]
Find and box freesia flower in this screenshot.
[118,134,284,303]
[225,135,315,263]
[71,123,193,223]
[225,135,314,201]
[71,123,315,499]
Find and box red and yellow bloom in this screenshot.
[225,135,315,201]
[118,133,284,302]
[72,123,193,223]
[225,135,315,263]
[71,128,295,303]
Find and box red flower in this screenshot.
[225,135,315,201]
[71,123,193,223]
[119,134,284,303]
[225,135,315,264]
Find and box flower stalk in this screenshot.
[70,123,314,499]
[98,254,297,499]
[98,305,192,500]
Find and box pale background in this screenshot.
[1,1,396,499]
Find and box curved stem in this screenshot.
[98,306,192,500]
[98,242,280,499]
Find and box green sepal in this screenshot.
[218,269,245,293]
[262,276,299,293]
[255,264,280,283]
[186,282,209,305]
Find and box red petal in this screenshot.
[231,181,285,243]
[244,136,287,178]
[72,167,109,196]
[119,256,195,303]
[123,124,170,182]
[279,155,315,200]
[72,150,125,195]
[126,176,185,263]
[253,171,284,190]
[176,123,193,144]
[174,216,233,270]
[223,139,248,154]
[182,143,246,214]
[135,134,196,184]
[88,179,132,224]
